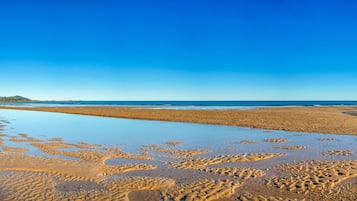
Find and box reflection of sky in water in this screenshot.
[0,109,356,165]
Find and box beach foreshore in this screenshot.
[1,106,357,135]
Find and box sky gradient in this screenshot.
[1,0,357,100]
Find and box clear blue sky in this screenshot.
[1,0,357,100]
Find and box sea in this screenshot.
[0,100,357,110]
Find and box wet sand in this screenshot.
[1,106,357,135]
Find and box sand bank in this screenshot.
[1,106,357,135]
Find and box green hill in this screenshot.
[0,96,31,102]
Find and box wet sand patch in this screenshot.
[264,138,289,143]
[128,190,162,201]
[274,146,307,150]
[238,140,259,144]
[164,141,184,147]
[317,138,336,141]
[322,150,354,156]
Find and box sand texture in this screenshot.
[2,106,357,135]
[0,133,290,201]
[161,179,240,201]
[237,194,305,201]
[202,166,265,179]
[267,160,357,193]
[169,153,285,170]
[153,146,211,157]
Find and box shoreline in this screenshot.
[1,106,357,135]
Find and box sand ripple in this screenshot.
[169,153,285,170]
[267,160,357,193]
[161,179,240,201]
[237,194,305,201]
[202,166,265,179]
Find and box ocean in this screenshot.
[1,101,357,110]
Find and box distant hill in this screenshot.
[0,96,31,102]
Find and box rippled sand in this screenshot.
[0,133,356,200]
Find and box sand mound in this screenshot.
[161,179,240,201]
[274,146,307,150]
[322,150,353,156]
[202,167,265,179]
[267,160,357,193]
[264,138,289,143]
[169,153,285,170]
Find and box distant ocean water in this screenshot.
[1,101,357,110]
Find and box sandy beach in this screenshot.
[1,106,357,135]
[0,107,357,200]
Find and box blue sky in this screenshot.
[1,0,357,100]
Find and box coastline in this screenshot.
[1,106,357,135]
